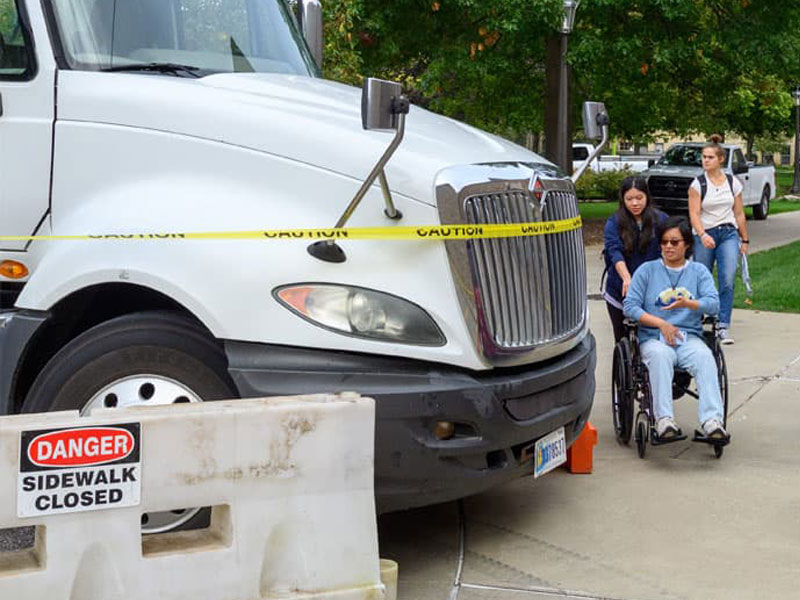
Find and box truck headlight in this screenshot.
[274,285,445,346]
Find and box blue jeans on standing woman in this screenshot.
[693,224,740,329]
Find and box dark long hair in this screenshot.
[657,216,694,258]
[616,176,658,256]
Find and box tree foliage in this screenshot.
[321,0,800,145]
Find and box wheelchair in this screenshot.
[611,317,730,459]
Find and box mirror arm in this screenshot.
[571,123,609,184]
[379,169,402,220]
[308,100,408,263]
[333,112,406,228]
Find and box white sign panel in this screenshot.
[18,423,141,518]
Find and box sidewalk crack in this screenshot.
[728,350,800,418]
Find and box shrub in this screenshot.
[575,167,633,201]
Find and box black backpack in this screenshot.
[697,173,734,203]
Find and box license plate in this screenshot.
[533,427,567,479]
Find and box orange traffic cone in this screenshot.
[565,421,598,474]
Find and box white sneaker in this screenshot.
[655,417,680,439]
[719,328,734,345]
[702,418,728,440]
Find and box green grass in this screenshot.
[733,241,800,313]
[768,199,800,215]
[578,198,800,221]
[775,166,795,197]
[578,201,617,221]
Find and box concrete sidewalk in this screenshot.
[379,302,800,600]
[586,210,800,298]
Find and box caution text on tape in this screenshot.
[0,216,581,242]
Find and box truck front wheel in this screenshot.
[22,311,237,533]
[753,186,770,220]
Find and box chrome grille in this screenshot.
[462,185,586,350]
[648,176,693,198]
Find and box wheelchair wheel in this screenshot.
[635,413,648,459]
[715,347,728,460]
[717,346,729,425]
[612,340,634,444]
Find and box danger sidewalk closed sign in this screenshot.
[18,423,141,518]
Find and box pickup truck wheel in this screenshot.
[753,186,770,220]
[22,311,237,534]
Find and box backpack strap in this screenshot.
[699,173,735,203]
[698,174,708,202]
[600,248,608,294]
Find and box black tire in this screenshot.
[635,419,647,459]
[23,311,236,413]
[716,343,729,426]
[23,311,237,534]
[612,340,634,444]
[714,445,724,459]
[752,186,770,220]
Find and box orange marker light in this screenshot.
[277,286,313,314]
[0,260,29,279]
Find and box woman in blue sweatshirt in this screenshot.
[623,216,727,440]
[603,177,666,342]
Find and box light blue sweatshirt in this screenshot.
[623,259,719,343]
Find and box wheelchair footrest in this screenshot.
[651,430,688,446]
[693,430,731,447]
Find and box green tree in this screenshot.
[320,0,800,148]
[321,0,364,85]
[570,0,800,144]
[324,0,564,141]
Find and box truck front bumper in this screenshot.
[652,196,689,213]
[226,333,596,513]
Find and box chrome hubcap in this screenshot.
[83,375,203,534]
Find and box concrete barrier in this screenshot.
[0,393,394,600]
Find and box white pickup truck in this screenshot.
[641,143,776,219]
[0,0,597,532]
[572,143,657,174]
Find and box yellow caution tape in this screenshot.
[0,216,581,242]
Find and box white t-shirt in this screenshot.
[690,175,743,231]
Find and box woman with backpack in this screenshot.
[603,176,667,342]
[688,135,749,345]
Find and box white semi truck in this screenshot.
[0,0,598,532]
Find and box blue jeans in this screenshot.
[640,335,723,425]
[693,225,740,328]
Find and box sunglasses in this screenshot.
[660,238,684,247]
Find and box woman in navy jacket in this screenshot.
[603,176,666,342]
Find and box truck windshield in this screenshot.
[658,145,730,167]
[48,0,318,77]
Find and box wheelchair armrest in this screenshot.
[622,318,639,339]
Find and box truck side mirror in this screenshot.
[361,78,409,131]
[582,101,609,141]
[296,0,323,68]
[309,78,411,263]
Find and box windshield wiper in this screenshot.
[100,62,202,78]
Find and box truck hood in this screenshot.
[58,72,554,205]
[642,165,703,178]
